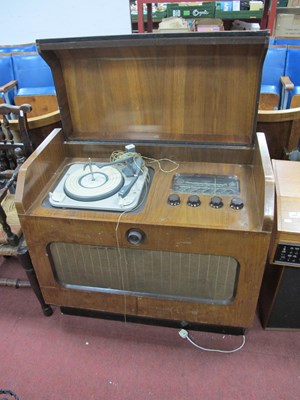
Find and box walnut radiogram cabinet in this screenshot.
[15,32,275,333]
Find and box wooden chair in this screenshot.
[257,107,300,159]
[0,43,37,53]
[273,37,300,46]
[259,46,288,111]
[283,47,300,109]
[11,53,58,117]
[0,55,17,105]
[0,103,53,316]
[8,109,61,149]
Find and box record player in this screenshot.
[15,32,275,333]
[48,146,149,212]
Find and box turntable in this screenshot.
[15,32,275,334]
[48,146,149,212]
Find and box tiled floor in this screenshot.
[0,256,299,400]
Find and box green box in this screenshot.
[214,10,263,19]
[166,3,215,19]
[277,0,288,7]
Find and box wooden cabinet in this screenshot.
[259,160,300,329]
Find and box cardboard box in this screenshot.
[158,17,191,32]
[275,14,300,36]
[240,1,250,10]
[287,0,300,6]
[232,1,241,11]
[196,17,224,31]
[216,1,233,10]
[249,1,263,10]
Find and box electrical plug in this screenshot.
[178,329,189,339]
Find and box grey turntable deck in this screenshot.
[49,162,149,212]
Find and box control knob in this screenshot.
[187,195,201,207]
[168,193,181,206]
[230,197,244,210]
[126,229,145,245]
[210,196,223,209]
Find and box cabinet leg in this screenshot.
[17,242,53,317]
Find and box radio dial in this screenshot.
[230,197,244,210]
[168,193,180,206]
[210,196,223,209]
[187,195,201,207]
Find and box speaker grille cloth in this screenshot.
[49,243,238,303]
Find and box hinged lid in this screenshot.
[37,31,268,145]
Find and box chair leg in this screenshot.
[0,204,19,246]
[17,240,53,317]
[0,277,31,288]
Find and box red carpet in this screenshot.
[0,256,299,400]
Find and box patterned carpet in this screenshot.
[0,256,299,400]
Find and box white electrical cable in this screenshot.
[178,329,246,353]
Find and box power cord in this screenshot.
[178,329,246,353]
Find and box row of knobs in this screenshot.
[167,194,244,210]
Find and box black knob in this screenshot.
[126,229,145,245]
[210,196,223,209]
[168,193,180,206]
[230,197,244,210]
[187,195,201,207]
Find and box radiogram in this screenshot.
[15,32,274,333]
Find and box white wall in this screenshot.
[3,0,132,44]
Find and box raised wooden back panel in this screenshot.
[37,32,268,145]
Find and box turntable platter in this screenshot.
[64,165,124,201]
